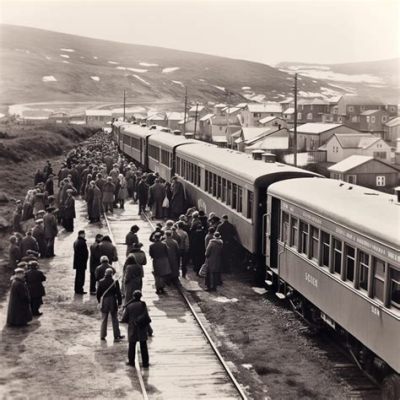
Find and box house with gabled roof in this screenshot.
[166,112,185,131]
[234,126,288,152]
[328,155,399,190]
[384,116,400,144]
[290,123,360,151]
[321,133,392,163]
[241,102,282,127]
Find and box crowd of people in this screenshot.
[6,130,241,368]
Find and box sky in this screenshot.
[0,0,399,66]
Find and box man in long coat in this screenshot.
[125,225,139,256]
[217,214,240,273]
[25,260,46,316]
[137,177,148,215]
[7,268,33,326]
[43,208,58,257]
[9,236,21,270]
[87,181,102,222]
[73,230,88,294]
[102,177,115,214]
[148,179,166,219]
[204,232,223,291]
[149,233,171,294]
[63,190,76,232]
[21,230,39,257]
[32,219,46,258]
[89,234,103,294]
[163,230,180,283]
[189,212,206,274]
[170,176,186,219]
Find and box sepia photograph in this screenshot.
[0,0,399,399]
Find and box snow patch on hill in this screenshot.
[116,66,148,73]
[172,80,184,87]
[91,76,100,81]
[242,86,251,90]
[108,61,119,65]
[133,75,150,85]
[42,76,57,82]
[214,86,225,92]
[60,54,70,59]
[62,61,70,64]
[60,48,75,52]
[140,62,158,67]
[162,67,180,73]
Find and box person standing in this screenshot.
[73,230,88,294]
[137,177,148,215]
[25,260,46,316]
[89,234,103,294]
[32,219,46,258]
[43,208,58,257]
[189,212,206,275]
[124,255,144,304]
[95,256,116,282]
[164,230,180,284]
[149,232,171,294]
[7,268,33,327]
[176,222,190,278]
[125,225,139,256]
[97,268,124,341]
[102,177,115,214]
[204,232,223,292]
[217,214,240,273]
[20,230,39,257]
[148,178,166,219]
[99,235,118,264]
[63,189,76,232]
[12,202,23,233]
[45,174,54,196]
[9,236,21,270]
[121,290,151,368]
[117,174,128,209]
[170,176,186,219]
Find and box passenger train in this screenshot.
[112,121,400,398]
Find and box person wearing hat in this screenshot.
[8,236,21,270]
[7,267,33,326]
[73,230,89,294]
[123,254,144,304]
[63,189,76,232]
[43,207,58,257]
[149,232,171,294]
[45,174,54,196]
[102,177,115,214]
[121,290,151,368]
[149,223,163,243]
[96,268,124,341]
[89,234,103,294]
[99,235,118,264]
[164,230,180,284]
[189,211,206,275]
[170,176,186,219]
[216,214,240,273]
[95,255,116,283]
[32,218,46,258]
[204,232,224,292]
[25,260,46,316]
[125,225,139,256]
[21,230,39,257]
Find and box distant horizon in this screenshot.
[0,0,399,66]
[1,22,398,68]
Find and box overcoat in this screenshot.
[205,238,223,273]
[170,181,186,216]
[99,241,118,262]
[63,196,76,220]
[117,179,128,200]
[149,241,171,277]
[125,232,139,256]
[131,250,147,266]
[32,225,47,257]
[9,244,21,269]
[121,300,150,342]
[7,276,33,326]
[90,186,102,220]
[43,212,58,239]
[90,241,102,275]
[164,238,180,279]
[137,181,149,204]
[148,182,166,218]
[25,268,46,299]
[102,182,115,203]
[96,276,122,313]
[73,237,88,270]
[21,235,39,256]
[124,263,144,303]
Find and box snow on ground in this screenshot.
[214,86,226,92]
[62,61,70,64]
[132,74,150,85]
[116,66,148,73]
[108,61,119,65]
[212,296,239,303]
[45,56,51,60]
[162,67,180,73]
[242,86,251,90]
[252,287,268,295]
[90,76,100,81]
[60,48,75,52]
[60,54,70,59]
[329,83,357,94]
[171,80,184,87]
[320,86,342,97]
[284,152,310,167]
[42,76,57,82]
[93,56,98,60]
[139,62,158,67]
[288,65,330,71]
[298,91,325,98]
[0,113,5,119]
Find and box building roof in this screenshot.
[225,107,241,115]
[247,103,282,113]
[189,105,205,113]
[328,155,373,172]
[214,103,227,108]
[283,107,295,115]
[199,113,214,122]
[240,127,271,142]
[339,94,384,106]
[259,116,279,124]
[361,110,380,116]
[298,98,329,106]
[166,112,184,120]
[246,136,289,151]
[290,123,342,134]
[147,113,166,121]
[85,110,112,116]
[212,135,228,143]
[385,116,400,127]
[332,133,382,149]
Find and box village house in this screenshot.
[85,110,112,127]
[297,98,330,123]
[147,112,168,128]
[49,111,70,124]
[384,117,400,145]
[198,113,214,141]
[358,109,390,135]
[258,116,286,129]
[290,123,360,151]
[234,126,287,152]
[321,133,392,163]
[166,112,184,132]
[241,103,282,127]
[188,105,207,119]
[283,107,295,124]
[208,115,241,147]
[328,155,400,190]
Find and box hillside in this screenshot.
[277,59,400,103]
[0,24,342,109]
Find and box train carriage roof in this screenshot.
[148,131,196,150]
[112,121,132,128]
[177,143,317,184]
[269,178,400,250]
[121,124,156,139]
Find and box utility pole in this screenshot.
[293,73,298,167]
[193,102,199,138]
[123,90,126,122]
[183,87,188,135]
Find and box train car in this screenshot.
[111,120,132,145]
[119,124,157,169]
[147,131,196,181]
[175,143,319,281]
[266,178,400,396]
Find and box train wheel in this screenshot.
[382,374,400,400]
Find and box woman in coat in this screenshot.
[117,174,128,209]
[121,290,151,368]
[25,260,46,316]
[149,233,171,294]
[124,256,144,304]
[89,182,102,223]
[7,268,33,326]
[204,232,223,292]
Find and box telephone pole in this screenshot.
[293,74,298,167]
[183,87,188,135]
[193,102,199,138]
[123,90,126,122]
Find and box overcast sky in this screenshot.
[1,0,399,66]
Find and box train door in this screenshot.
[255,187,268,285]
[268,196,281,270]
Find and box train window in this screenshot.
[123,135,130,145]
[299,221,309,255]
[212,174,217,197]
[332,238,342,275]
[321,231,330,268]
[389,267,400,309]
[149,145,159,160]
[208,172,212,194]
[132,137,140,149]
[205,171,209,192]
[161,150,171,167]
[247,191,253,219]
[222,179,227,202]
[358,251,369,291]
[290,217,298,249]
[345,245,355,282]
[373,258,385,302]
[310,226,319,261]
[232,183,238,210]
[237,187,243,213]
[227,181,232,205]
[196,166,201,186]
[217,176,222,198]
[281,212,289,242]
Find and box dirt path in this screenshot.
[0,201,143,399]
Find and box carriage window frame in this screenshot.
[358,250,369,291]
[232,183,238,210]
[221,178,227,202]
[321,231,330,268]
[332,237,342,275]
[373,257,385,302]
[290,217,298,249]
[389,266,400,309]
[281,211,289,243]
[226,181,232,206]
[309,225,319,261]
[344,244,355,282]
[299,220,309,255]
[247,190,254,219]
[237,186,243,213]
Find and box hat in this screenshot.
[35,218,43,223]
[154,232,162,239]
[105,268,114,276]
[66,189,74,194]
[133,290,142,299]
[14,268,25,274]
[100,255,109,263]
[37,210,45,214]
[17,262,27,268]
[214,232,221,238]
[28,260,39,267]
